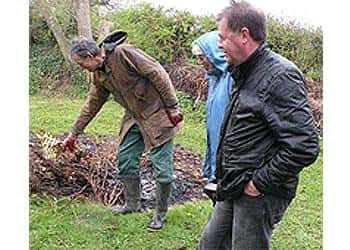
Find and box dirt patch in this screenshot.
[29,134,207,209]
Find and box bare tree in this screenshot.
[36,0,71,64]
[74,0,93,39]
[97,20,114,43]
[33,0,123,69]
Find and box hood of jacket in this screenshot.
[192,31,228,73]
[98,30,128,52]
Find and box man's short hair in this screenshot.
[218,0,267,43]
[69,37,100,58]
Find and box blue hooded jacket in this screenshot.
[192,31,233,180]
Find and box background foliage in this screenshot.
[29,1,323,96]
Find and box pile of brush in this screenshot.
[29,133,207,208]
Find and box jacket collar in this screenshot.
[97,59,111,74]
[229,42,268,82]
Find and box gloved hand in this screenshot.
[165,108,183,126]
[62,133,77,152]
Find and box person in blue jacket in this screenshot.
[192,31,233,182]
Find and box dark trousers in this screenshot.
[198,193,291,250]
[117,124,174,184]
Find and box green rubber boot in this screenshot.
[112,176,141,214]
[147,183,172,231]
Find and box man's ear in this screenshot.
[86,52,94,58]
[240,27,250,45]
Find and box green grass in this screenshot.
[29,96,123,137]
[271,145,323,249]
[29,95,206,155]
[30,95,322,249]
[30,195,212,249]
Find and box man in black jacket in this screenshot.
[198,1,319,249]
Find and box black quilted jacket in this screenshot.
[215,43,319,201]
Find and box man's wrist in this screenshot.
[70,125,82,137]
[69,133,77,139]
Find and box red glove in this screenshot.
[165,108,184,126]
[62,134,77,152]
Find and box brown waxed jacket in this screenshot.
[70,44,183,151]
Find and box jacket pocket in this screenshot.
[134,78,147,101]
[140,99,161,120]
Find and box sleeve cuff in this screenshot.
[166,102,179,109]
[252,175,265,194]
[70,126,82,136]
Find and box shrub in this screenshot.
[103,3,217,64]
[29,1,77,46]
[177,91,206,124]
[29,1,323,96]
[267,16,323,82]
[29,45,89,97]
[29,45,63,94]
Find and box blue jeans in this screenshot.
[198,193,291,250]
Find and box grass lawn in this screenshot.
[29,95,322,249]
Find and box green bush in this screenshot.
[29,1,323,96]
[177,91,206,124]
[29,4,54,46]
[267,16,323,82]
[29,66,41,95]
[30,45,64,77]
[29,45,63,94]
[103,3,217,64]
[29,45,89,97]
[104,4,322,80]
[29,1,77,46]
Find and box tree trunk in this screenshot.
[37,0,70,64]
[74,0,93,39]
[97,20,114,44]
[74,0,94,84]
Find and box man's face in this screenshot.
[195,54,213,72]
[71,53,103,72]
[218,17,243,65]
